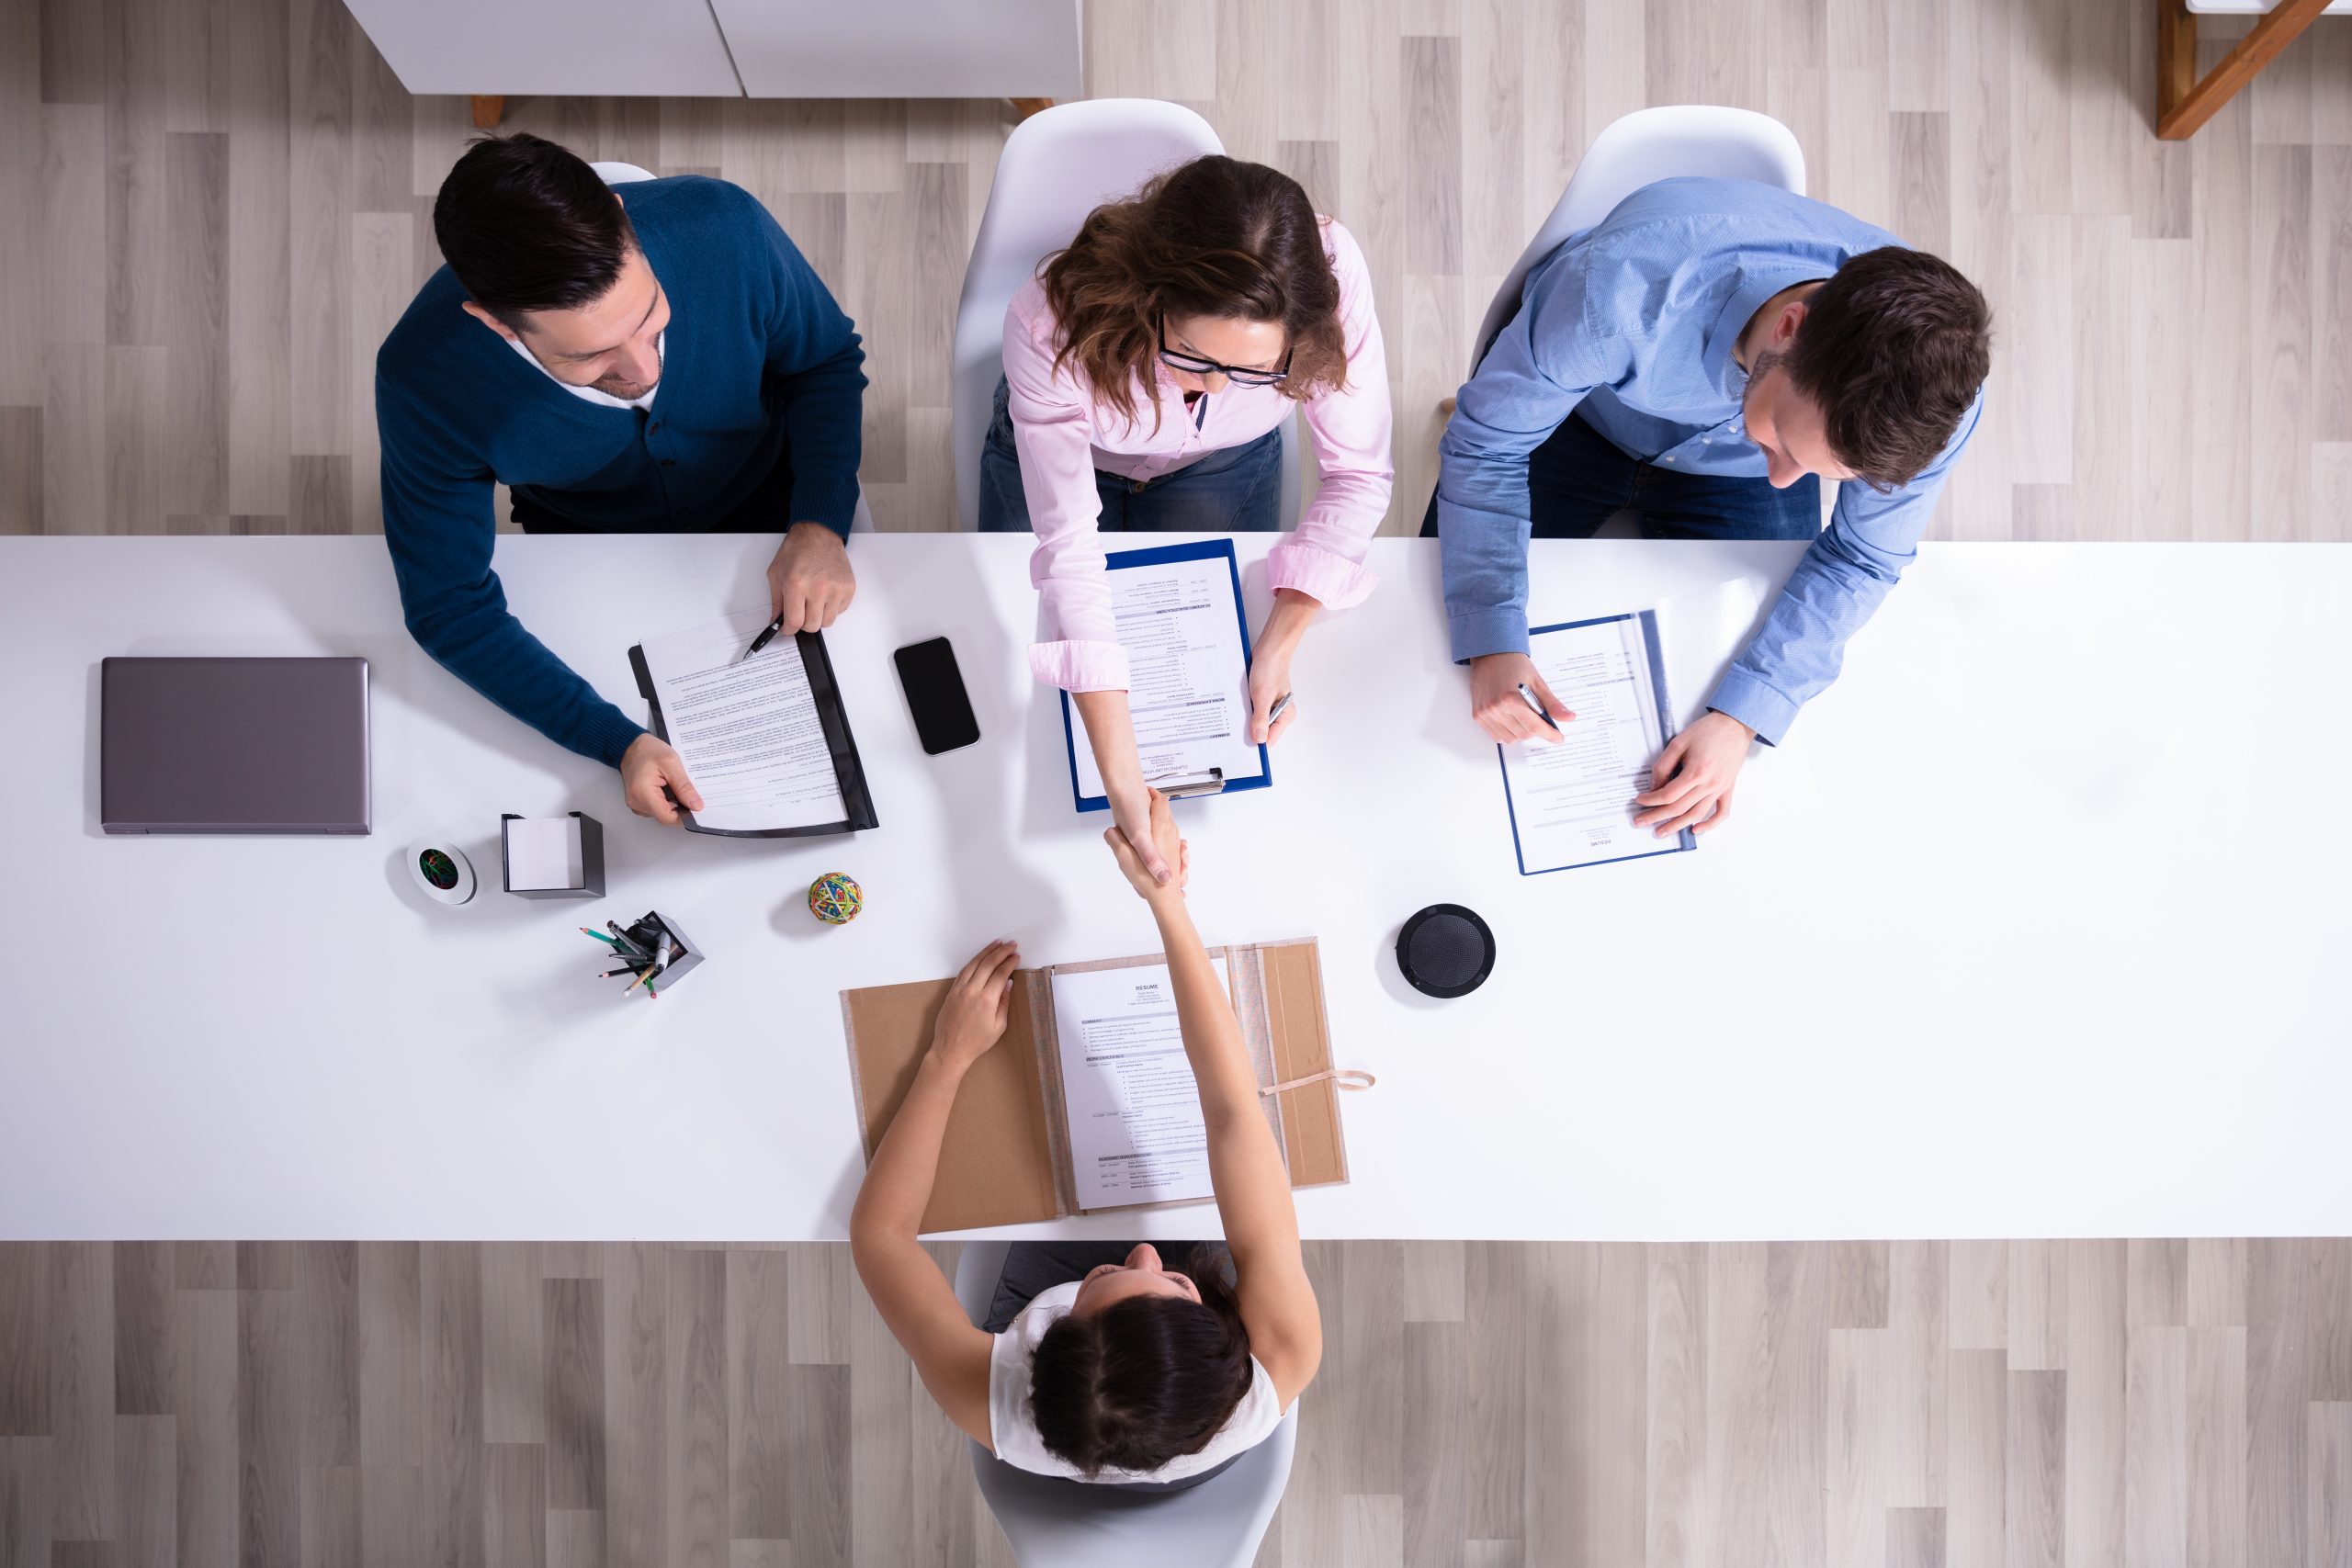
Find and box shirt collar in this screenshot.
[1702,266,1832,394]
[504,329,664,410]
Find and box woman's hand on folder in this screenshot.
[927,939,1023,1073]
[1105,790,1190,904]
[620,733,706,826]
[1246,590,1317,745]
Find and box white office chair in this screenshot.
[1463,106,1807,380]
[1434,107,1805,537]
[950,99,1304,532]
[952,1240,1299,1568]
[593,160,878,535]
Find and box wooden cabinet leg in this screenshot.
[2154,0,2327,141]
[2156,0,2198,125]
[470,95,505,130]
[1010,97,1055,120]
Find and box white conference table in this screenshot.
[4,536,2346,1243]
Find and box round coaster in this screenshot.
[405,839,478,906]
[1396,904,1495,998]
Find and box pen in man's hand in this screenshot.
[741,613,787,662]
[1516,682,1563,733]
[1265,691,1294,728]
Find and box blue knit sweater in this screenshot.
[375,175,866,768]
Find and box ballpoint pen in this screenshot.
[741,613,787,662]
[1265,691,1294,728]
[1516,682,1563,733]
[654,931,675,975]
[1146,766,1226,799]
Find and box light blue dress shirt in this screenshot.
[1436,175,1983,745]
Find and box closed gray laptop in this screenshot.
[101,657,371,835]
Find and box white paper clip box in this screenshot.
[499,812,605,899]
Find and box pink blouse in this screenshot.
[1001,217,1395,692]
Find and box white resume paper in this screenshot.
[1051,955,1231,1209]
[635,605,848,833]
[1069,553,1264,799]
[1501,614,1683,873]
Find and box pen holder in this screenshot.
[501,811,605,899]
[620,909,703,996]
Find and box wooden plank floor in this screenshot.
[0,0,2348,537]
[2,1240,2350,1565]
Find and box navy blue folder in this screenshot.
[1499,609,1693,874]
[1059,538,1272,814]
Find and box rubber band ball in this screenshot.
[808,872,863,925]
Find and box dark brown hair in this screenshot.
[1781,246,1992,490]
[1027,1247,1254,1477]
[433,132,637,328]
[1040,155,1348,432]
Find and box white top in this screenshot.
[504,329,663,412]
[6,536,2350,1243]
[986,1280,1286,1483]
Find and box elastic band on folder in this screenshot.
[1260,1067,1375,1097]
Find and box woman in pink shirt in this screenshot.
[979,155,1394,881]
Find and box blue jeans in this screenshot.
[1421,411,1821,539]
[979,377,1283,534]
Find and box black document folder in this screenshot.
[627,629,878,839]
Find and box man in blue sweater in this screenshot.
[377,134,866,824]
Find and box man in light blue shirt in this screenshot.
[1435,175,1990,839]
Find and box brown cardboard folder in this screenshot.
[842,939,1353,1234]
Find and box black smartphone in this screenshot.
[892,637,981,755]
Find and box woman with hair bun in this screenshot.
[980,155,1394,885]
[849,793,1321,1490]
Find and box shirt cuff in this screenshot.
[1029,638,1131,693]
[1703,669,1795,749]
[1267,540,1379,611]
[1446,606,1530,665]
[584,705,649,770]
[789,475,860,539]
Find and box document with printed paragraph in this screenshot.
[1499,609,1690,874]
[1048,954,1233,1209]
[628,605,876,838]
[1062,539,1270,808]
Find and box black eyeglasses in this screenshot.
[1158,321,1292,387]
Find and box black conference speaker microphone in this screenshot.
[1395,904,1496,998]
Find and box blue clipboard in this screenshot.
[1498,609,1694,874]
[1059,538,1273,814]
